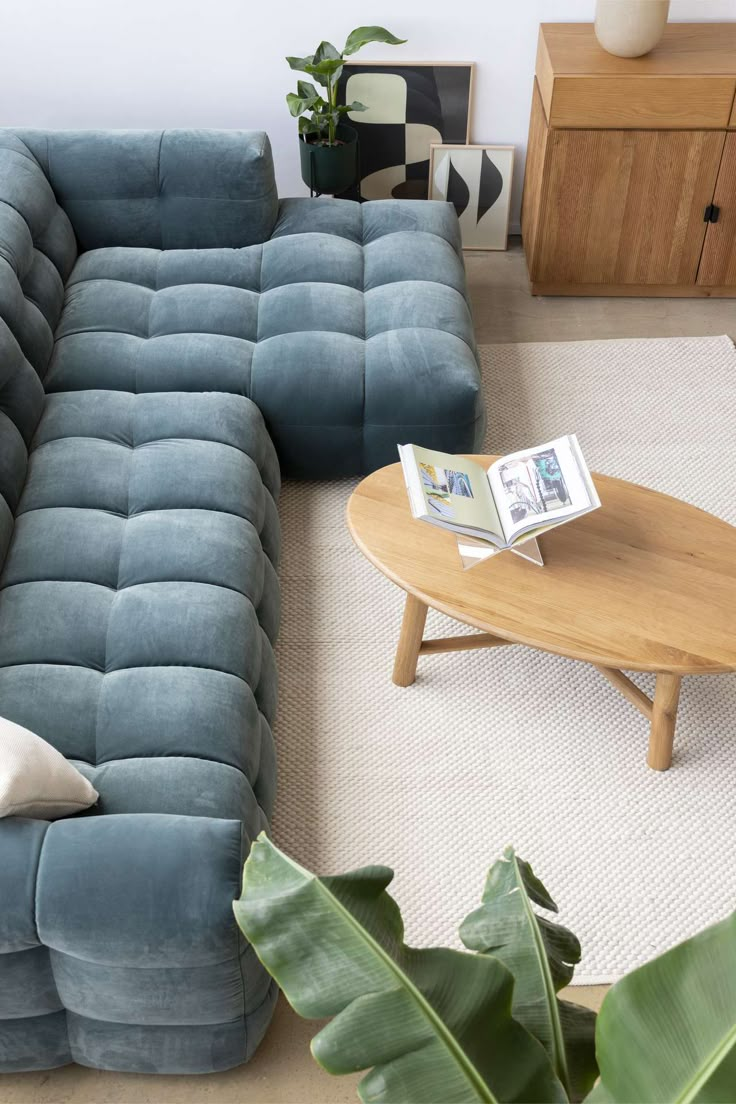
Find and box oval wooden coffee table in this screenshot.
[347,457,736,771]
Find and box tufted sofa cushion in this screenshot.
[264,197,483,474]
[0,815,278,1072]
[0,381,281,1070]
[38,194,483,477]
[13,129,279,250]
[0,133,77,566]
[0,389,280,814]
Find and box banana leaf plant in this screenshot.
[286,26,406,147]
[234,835,736,1103]
[459,849,598,1100]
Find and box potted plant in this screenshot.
[287,25,405,196]
[235,836,736,1103]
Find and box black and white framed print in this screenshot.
[429,144,514,249]
[336,63,473,200]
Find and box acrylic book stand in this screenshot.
[456,535,544,570]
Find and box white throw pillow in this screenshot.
[0,716,98,819]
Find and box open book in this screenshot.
[398,435,600,550]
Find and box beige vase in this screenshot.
[595,0,670,58]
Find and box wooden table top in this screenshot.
[347,458,736,675]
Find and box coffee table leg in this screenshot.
[393,594,428,687]
[647,673,682,771]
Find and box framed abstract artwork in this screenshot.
[429,144,514,250]
[336,62,473,200]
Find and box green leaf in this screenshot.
[305,57,344,79]
[461,847,598,1101]
[343,25,407,56]
[313,40,341,63]
[585,911,736,1103]
[296,79,320,103]
[298,116,326,137]
[234,834,567,1104]
[286,81,323,118]
[286,54,315,73]
[338,101,367,113]
[288,43,343,91]
[286,93,309,118]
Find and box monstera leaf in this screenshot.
[343,26,407,55]
[234,834,566,1104]
[586,911,736,1102]
[460,847,598,1101]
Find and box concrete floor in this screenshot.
[4,243,732,1103]
[466,239,735,345]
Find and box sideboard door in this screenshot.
[532,129,724,287]
[697,133,736,287]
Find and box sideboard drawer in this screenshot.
[543,75,736,129]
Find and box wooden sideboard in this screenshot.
[521,23,736,296]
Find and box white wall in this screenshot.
[1,0,733,228]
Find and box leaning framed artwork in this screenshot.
[336,62,474,200]
[429,144,514,250]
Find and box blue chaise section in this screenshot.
[0,130,279,1074]
[0,128,482,1074]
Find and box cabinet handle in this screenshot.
[703,204,720,223]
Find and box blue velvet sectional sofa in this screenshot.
[0,129,483,1074]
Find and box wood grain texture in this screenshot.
[530,281,736,298]
[698,132,736,287]
[538,24,736,129]
[347,460,736,676]
[648,673,682,770]
[540,22,736,77]
[530,128,724,286]
[523,23,736,295]
[419,633,511,655]
[520,80,550,270]
[392,593,427,687]
[595,666,653,720]
[547,76,735,130]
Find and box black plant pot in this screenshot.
[299,125,358,196]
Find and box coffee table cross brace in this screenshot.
[392,593,682,771]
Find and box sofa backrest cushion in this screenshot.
[11,129,279,250]
[0,133,78,566]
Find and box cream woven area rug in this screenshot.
[272,334,736,983]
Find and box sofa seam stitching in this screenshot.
[56,192,276,204]
[44,942,249,971]
[31,824,49,947]
[0,577,265,601]
[33,825,72,1060]
[156,131,165,249]
[237,822,249,1028]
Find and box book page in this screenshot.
[406,444,504,540]
[488,435,598,543]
